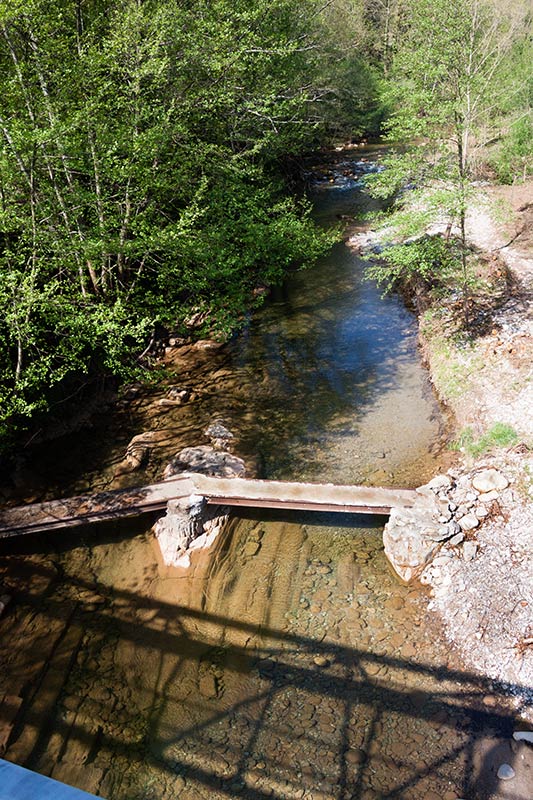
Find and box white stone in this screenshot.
[458,513,480,531]
[513,730,533,743]
[472,469,509,493]
[478,490,499,503]
[462,542,478,561]
[497,763,515,780]
[432,555,452,566]
[427,474,452,491]
[449,532,465,546]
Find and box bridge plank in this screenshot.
[0,477,196,538]
[190,474,418,513]
[0,474,418,539]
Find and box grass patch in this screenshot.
[451,422,519,457]
[422,321,482,401]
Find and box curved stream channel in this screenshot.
[0,149,512,800]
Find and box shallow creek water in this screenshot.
[0,150,515,800]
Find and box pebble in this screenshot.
[497,763,515,780]
[482,694,498,707]
[401,642,417,658]
[313,655,329,667]
[462,542,478,561]
[345,748,367,765]
[478,489,499,503]
[449,532,465,546]
[458,513,479,531]
[389,633,406,649]
[428,475,452,491]
[390,594,404,609]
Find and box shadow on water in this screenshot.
[1,503,531,800]
[0,556,530,800]
[0,508,386,560]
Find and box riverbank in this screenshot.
[422,183,533,712]
[350,179,533,726]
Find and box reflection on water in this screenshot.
[229,238,442,484]
[1,150,513,800]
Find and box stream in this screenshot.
[0,148,511,800]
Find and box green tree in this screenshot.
[367,0,532,324]
[0,0,342,445]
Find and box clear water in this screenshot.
[0,150,510,800]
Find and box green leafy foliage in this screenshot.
[0,0,350,444]
[364,0,532,325]
[366,236,458,293]
[492,115,533,184]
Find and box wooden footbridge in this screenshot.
[0,473,419,540]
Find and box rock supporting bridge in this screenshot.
[0,474,420,539]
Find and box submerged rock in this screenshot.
[0,593,11,617]
[513,730,533,743]
[204,420,234,450]
[116,430,157,473]
[497,763,515,780]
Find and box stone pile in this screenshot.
[383,467,509,584]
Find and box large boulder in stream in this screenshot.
[383,478,455,584]
[163,445,245,479]
[155,444,245,567]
